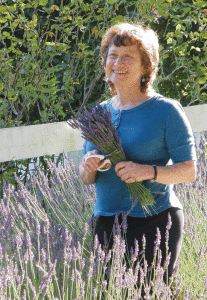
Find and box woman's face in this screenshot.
[105,43,144,91]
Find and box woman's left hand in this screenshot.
[115,161,153,183]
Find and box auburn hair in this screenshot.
[100,23,159,95]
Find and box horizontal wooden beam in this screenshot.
[184,104,207,133]
[0,104,206,163]
[0,122,83,162]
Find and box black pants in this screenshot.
[93,208,184,282]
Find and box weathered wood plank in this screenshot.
[0,104,206,162]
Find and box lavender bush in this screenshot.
[0,134,206,299]
[173,132,207,299]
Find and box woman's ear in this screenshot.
[103,64,106,72]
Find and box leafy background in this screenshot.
[0,0,206,189]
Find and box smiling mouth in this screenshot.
[113,70,127,74]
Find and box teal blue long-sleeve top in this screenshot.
[82,94,197,217]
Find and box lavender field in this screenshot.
[0,133,206,300]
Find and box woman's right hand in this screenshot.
[80,150,111,185]
[81,150,103,173]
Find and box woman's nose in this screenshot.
[114,56,123,65]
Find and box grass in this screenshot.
[0,133,206,299]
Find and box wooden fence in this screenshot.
[0,104,207,165]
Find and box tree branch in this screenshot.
[78,67,104,113]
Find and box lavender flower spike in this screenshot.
[68,104,155,214]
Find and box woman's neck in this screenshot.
[112,89,155,110]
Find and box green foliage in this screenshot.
[0,0,206,187]
[153,0,207,107]
[1,0,205,129]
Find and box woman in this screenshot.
[79,23,197,282]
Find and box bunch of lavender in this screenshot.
[68,104,155,213]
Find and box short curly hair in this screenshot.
[100,23,159,95]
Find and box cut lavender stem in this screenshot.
[68,104,155,214]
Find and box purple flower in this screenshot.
[35,220,41,236]
[44,218,50,235]
[68,104,155,213]
[93,234,99,251]
[87,266,93,281]
[96,244,105,263]
[27,277,37,299]
[163,252,171,269]
[143,259,148,276]
[166,213,172,230]
[105,249,112,263]
[14,234,23,251]
[38,260,57,297]
[24,250,29,265]
[115,213,121,236]
[102,280,107,291]
[142,234,146,251]
[22,289,27,300]
[131,239,139,263]
[154,227,161,253]
[71,270,75,282]
[41,248,47,265]
[122,213,128,234]
[16,272,25,290]
[68,104,125,159]
[92,288,97,298]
